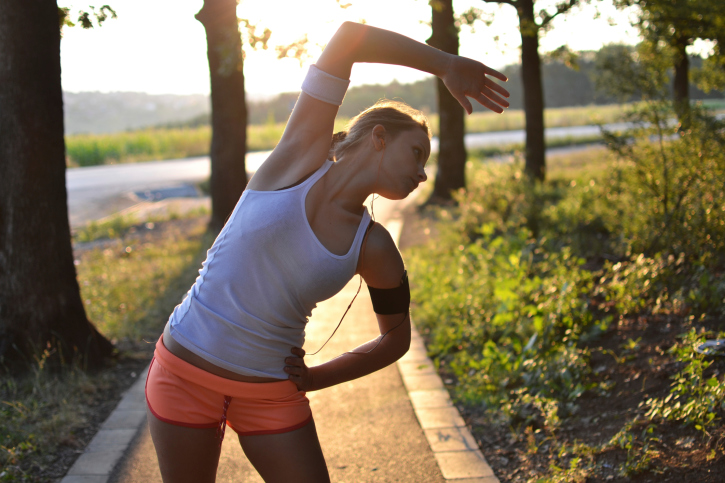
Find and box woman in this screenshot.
[145,22,509,483]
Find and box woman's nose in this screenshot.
[418,167,428,183]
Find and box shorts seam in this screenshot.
[145,390,220,430]
[233,413,313,436]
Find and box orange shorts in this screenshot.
[145,336,312,442]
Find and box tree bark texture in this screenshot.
[673,36,690,120]
[0,0,113,370]
[427,0,467,203]
[519,0,546,181]
[196,0,248,232]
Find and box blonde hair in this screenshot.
[330,99,430,161]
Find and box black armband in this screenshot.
[367,271,410,314]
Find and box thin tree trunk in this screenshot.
[427,0,466,203]
[0,0,113,370]
[519,0,546,181]
[673,36,690,121]
[196,0,248,232]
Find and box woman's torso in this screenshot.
[165,160,368,382]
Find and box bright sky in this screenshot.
[59,0,645,99]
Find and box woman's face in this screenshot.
[377,128,431,200]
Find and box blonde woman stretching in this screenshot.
[145,21,509,483]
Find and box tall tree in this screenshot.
[196,0,271,231]
[616,0,725,118]
[427,0,467,203]
[482,0,583,180]
[0,1,114,370]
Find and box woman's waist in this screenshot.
[162,323,286,383]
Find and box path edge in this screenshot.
[60,365,149,483]
[386,218,499,483]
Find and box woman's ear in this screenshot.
[371,124,387,151]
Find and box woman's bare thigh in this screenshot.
[238,418,330,483]
[147,407,222,483]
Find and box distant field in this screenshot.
[64,102,720,167]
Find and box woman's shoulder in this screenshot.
[247,144,330,192]
[359,222,405,288]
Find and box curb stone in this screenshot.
[60,365,149,483]
[386,218,499,483]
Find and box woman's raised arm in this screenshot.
[248,22,509,191]
[315,22,509,113]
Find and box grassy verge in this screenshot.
[1,215,213,481]
[405,140,725,480]
[73,204,210,244]
[65,104,630,167]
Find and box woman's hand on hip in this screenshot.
[285,347,314,391]
[441,56,510,115]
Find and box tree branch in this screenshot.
[482,0,517,7]
[540,0,579,27]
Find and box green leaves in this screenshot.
[58,5,117,32]
[643,329,725,432]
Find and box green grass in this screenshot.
[1,359,119,481]
[73,205,210,244]
[65,104,631,167]
[76,220,211,342]
[66,127,212,167]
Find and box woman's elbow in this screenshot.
[393,318,412,360]
[338,21,366,36]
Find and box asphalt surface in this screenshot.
[108,196,446,482]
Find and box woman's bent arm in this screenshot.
[315,22,450,83]
[284,223,413,391]
[286,312,411,392]
[252,22,509,191]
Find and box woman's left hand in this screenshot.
[285,347,314,391]
[441,55,510,114]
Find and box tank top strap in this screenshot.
[300,159,334,197]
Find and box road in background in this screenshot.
[66,123,621,226]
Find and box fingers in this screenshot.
[290,346,305,358]
[483,65,507,82]
[284,355,304,369]
[284,364,304,376]
[453,93,473,115]
[480,87,510,109]
[485,78,510,98]
[288,374,304,390]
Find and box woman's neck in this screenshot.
[323,153,379,215]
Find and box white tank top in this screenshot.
[169,160,371,379]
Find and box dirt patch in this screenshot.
[399,205,725,482]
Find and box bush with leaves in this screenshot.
[408,199,599,427]
[643,329,725,433]
[603,103,725,265]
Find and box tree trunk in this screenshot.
[0,0,113,371]
[519,0,546,181]
[673,36,690,121]
[196,0,248,232]
[426,0,466,203]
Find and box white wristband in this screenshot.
[301,64,350,106]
